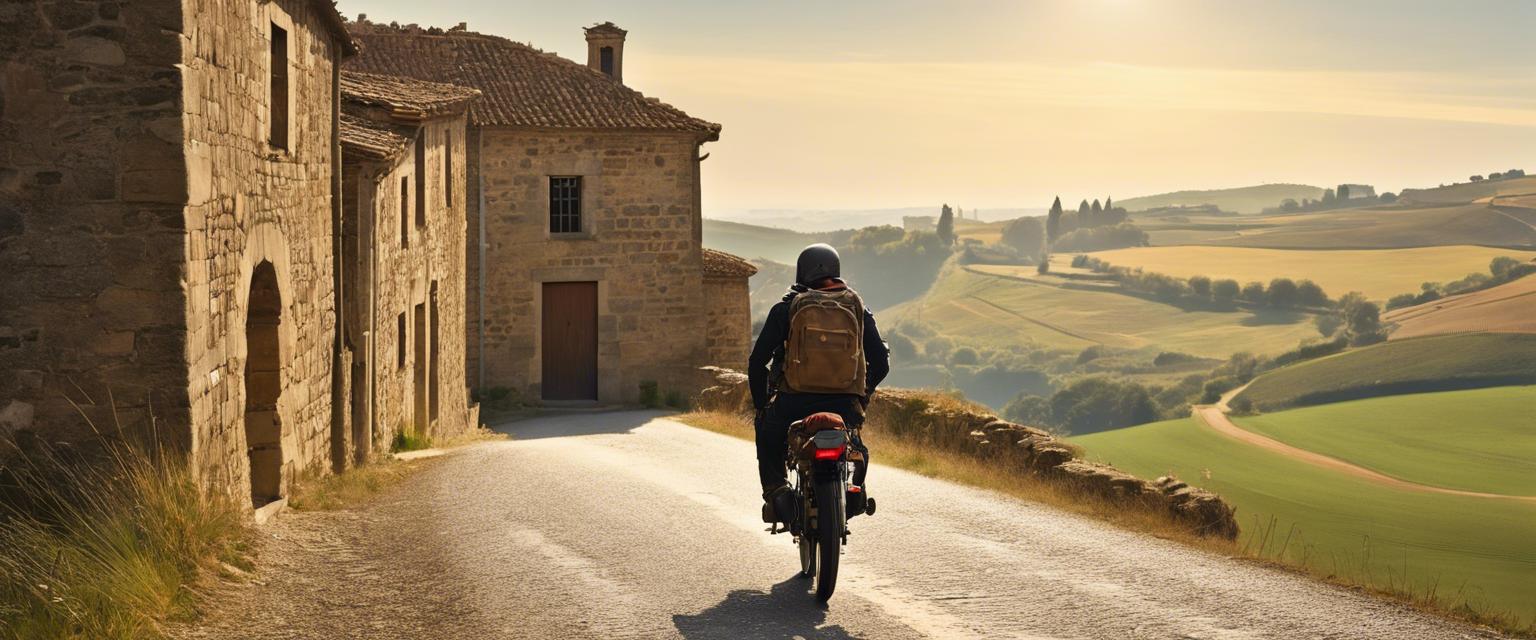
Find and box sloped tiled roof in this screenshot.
[345,23,721,138]
[340,113,412,161]
[341,71,480,120]
[310,1,358,56]
[702,249,758,278]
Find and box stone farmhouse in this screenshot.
[346,19,756,404]
[1,3,752,510]
[338,71,480,465]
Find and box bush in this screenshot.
[1200,376,1240,404]
[1152,351,1201,367]
[638,380,661,408]
[1188,275,1212,299]
[1212,279,1241,304]
[1240,281,1267,304]
[887,332,920,361]
[950,347,980,366]
[1047,377,1159,435]
[925,336,955,363]
[1050,223,1149,252]
[1266,278,1299,308]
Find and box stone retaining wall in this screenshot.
[695,367,1239,539]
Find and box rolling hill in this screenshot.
[1205,203,1536,249]
[702,219,826,265]
[1077,245,1536,302]
[1117,184,1324,215]
[1384,272,1536,339]
[1397,175,1536,207]
[1071,393,1536,621]
[886,266,1318,359]
[1232,386,1536,496]
[1233,333,1536,410]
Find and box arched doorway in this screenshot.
[245,262,283,507]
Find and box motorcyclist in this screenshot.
[748,243,890,522]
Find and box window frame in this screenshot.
[548,176,584,235]
[268,22,290,151]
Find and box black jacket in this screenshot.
[747,286,890,411]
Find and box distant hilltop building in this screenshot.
[1337,184,1377,200]
[903,216,937,232]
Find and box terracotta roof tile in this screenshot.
[340,113,412,161]
[341,71,480,120]
[345,23,721,138]
[703,249,758,278]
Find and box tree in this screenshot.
[1212,279,1241,304]
[1378,192,1398,204]
[1000,216,1046,258]
[1104,196,1113,213]
[1295,279,1329,307]
[1046,197,1064,241]
[1089,199,1104,227]
[1490,256,1522,280]
[1314,313,1344,337]
[1321,188,1337,205]
[1267,278,1299,308]
[1188,275,1213,299]
[950,346,980,366]
[937,204,956,245]
[1337,184,1351,200]
[1280,198,1300,212]
[1240,281,1267,304]
[1077,200,1091,220]
[1470,175,1485,182]
[1338,292,1383,344]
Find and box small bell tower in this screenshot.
[584,22,627,84]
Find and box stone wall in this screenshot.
[343,115,474,457]
[703,275,751,369]
[179,0,344,503]
[474,128,708,403]
[1,0,191,444]
[694,368,1240,539]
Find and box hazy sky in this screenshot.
[343,0,1536,214]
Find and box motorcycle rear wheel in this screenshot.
[813,477,844,601]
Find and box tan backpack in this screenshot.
[782,288,867,395]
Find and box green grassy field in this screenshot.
[1078,245,1536,302]
[1071,411,1536,623]
[1234,387,1536,496]
[888,266,1318,358]
[1235,333,1536,410]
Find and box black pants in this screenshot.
[755,393,869,494]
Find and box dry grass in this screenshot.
[0,438,251,640]
[677,409,1535,637]
[292,427,504,512]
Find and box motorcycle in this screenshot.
[770,412,875,602]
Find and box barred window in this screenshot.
[549,176,582,234]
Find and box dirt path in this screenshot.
[1196,388,1536,503]
[176,412,1500,639]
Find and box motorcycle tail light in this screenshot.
[813,445,846,461]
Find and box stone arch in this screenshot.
[244,260,284,506]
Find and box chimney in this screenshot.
[584,22,627,83]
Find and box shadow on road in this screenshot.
[672,577,858,640]
[490,410,669,440]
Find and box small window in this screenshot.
[269,23,289,149]
[600,46,614,77]
[443,131,453,208]
[396,312,407,369]
[414,132,426,227]
[399,176,410,248]
[550,176,582,234]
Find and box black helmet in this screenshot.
[795,243,841,285]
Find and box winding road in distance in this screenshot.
[179,412,1500,639]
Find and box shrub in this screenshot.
[638,380,661,408]
[950,347,981,366]
[1047,377,1159,435]
[1188,275,1212,299]
[925,336,955,363]
[1050,223,1149,252]
[1200,376,1240,404]
[1295,279,1329,307]
[1266,278,1299,308]
[887,332,920,361]
[1152,351,1200,367]
[1240,281,1267,304]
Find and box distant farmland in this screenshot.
[1079,245,1536,302]
[887,267,1318,359]
[1385,274,1536,339]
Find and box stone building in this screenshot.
[347,19,754,404]
[1,0,356,508]
[338,71,480,461]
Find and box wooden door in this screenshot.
[542,282,598,401]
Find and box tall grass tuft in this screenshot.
[0,433,249,639]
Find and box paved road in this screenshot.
[182,412,1500,639]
